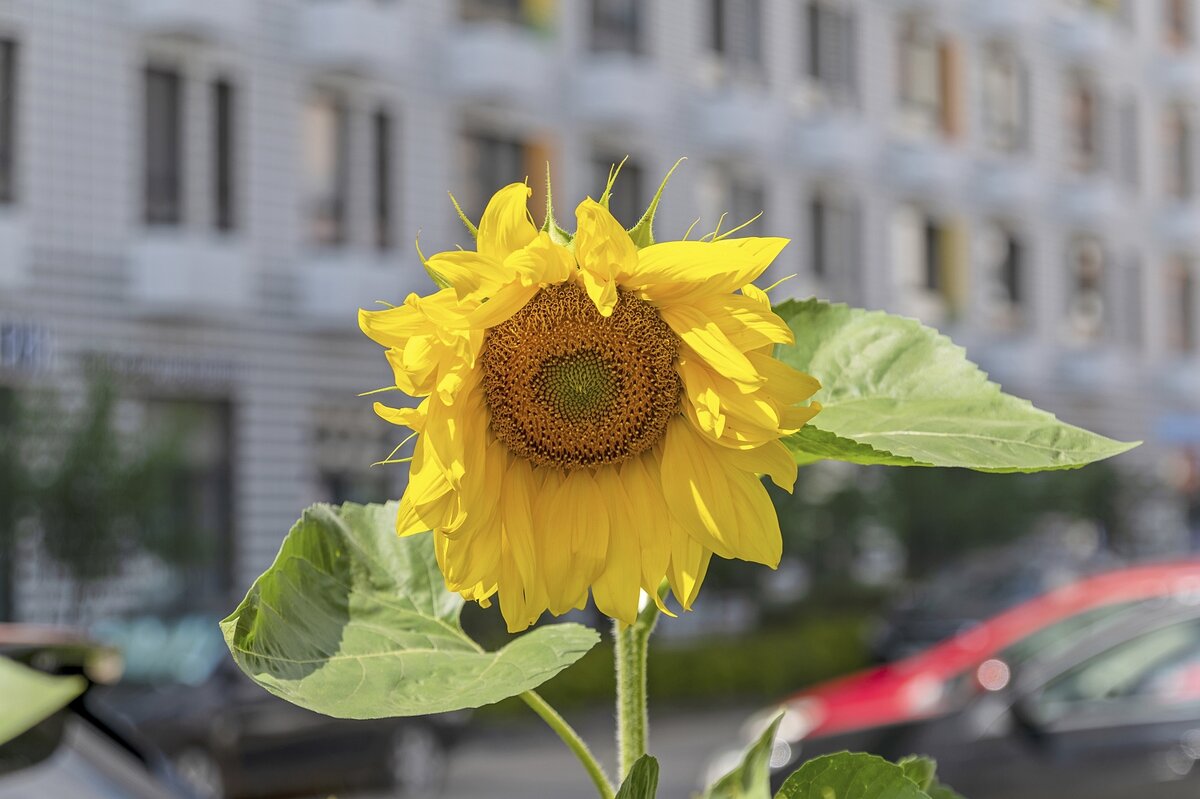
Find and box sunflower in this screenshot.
[360,170,821,632]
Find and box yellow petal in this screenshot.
[633,238,789,305]
[666,517,712,611]
[372,401,425,432]
[620,452,674,611]
[660,304,761,387]
[425,250,508,300]
[468,282,539,330]
[747,352,822,403]
[505,232,576,286]
[578,266,619,317]
[500,451,541,598]
[723,439,798,492]
[692,293,794,351]
[591,467,641,625]
[477,183,537,262]
[574,198,637,316]
[661,418,782,567]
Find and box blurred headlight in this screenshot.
[740,698,825,745]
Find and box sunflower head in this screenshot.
[360,163,821,632]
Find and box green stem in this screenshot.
[614,587,665,781]
[521,690,615,799]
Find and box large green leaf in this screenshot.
[774,752,930,799]
[0,656,85,745]
[776,300,1138,472]
[616,755,660,799]
[221,502,599,718]
[704,713,783,799]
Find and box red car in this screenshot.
[712,559,1200,799]
[785,560,1200,741]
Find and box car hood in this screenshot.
[789,653,960,738]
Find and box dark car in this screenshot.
[0,625,183,799]
[88,613,466,799]
[718,562,1200,798]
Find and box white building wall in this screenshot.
[1,0,1197,619]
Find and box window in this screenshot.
[0,40,16,205]
[313,404,394,505]
[591,0,640,54]
[1001,601,1146,668]
[302,92,349,246]
[980,225,1024,326]
[982,46,1027,153]
[1037,618,1200,723]
[592,155,644,228]
[1168,257,1197,354]
[462,0,522,24]
[211,79,235,231]
[1120,97,1140,189]
[729,177,765,237]
[1166,0,1193,48]
[1120,256,1143,349]
[1064,76,1102,174]
[144,67,184,225]
[897,19,953,137]
[142,399,234,602]
[1061,0,1128,22]
[709,0,764,78]
[459,131,525,221]
[806,2,856,103]
[1066,236,1106,343]
[1165,104,1194,200]
[892,205,945,295]
[373,109,394,251]
[809,193,859,283]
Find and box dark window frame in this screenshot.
[211,78,236,232]
[373,107,394,251]
[305,91,350,247]
[144,66,185,226]
[0,39,17,205]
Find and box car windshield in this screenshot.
[998,600,1146,668]
[90,615,225,686]
[1037,617,1200,721]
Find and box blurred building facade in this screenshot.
[1,0,1199,620]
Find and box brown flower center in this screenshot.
[481,282,682,470]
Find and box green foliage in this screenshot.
[774,752,930,799]
[487,615,869,714]
[0,656,85,746]
[775,300,1137,472]
[704,713,782,799]
[221,502,599,718]
[615,755,660,799]
[1,372,195,621]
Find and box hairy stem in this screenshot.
[521,690,615,799]
[614,586,665,780]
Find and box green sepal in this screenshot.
[628,158,685,249]
[447,192,478,240]
[414,234,451,290]
[541,161,574,247]
[615,755,660,799]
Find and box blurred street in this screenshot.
[438,707,750,799]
